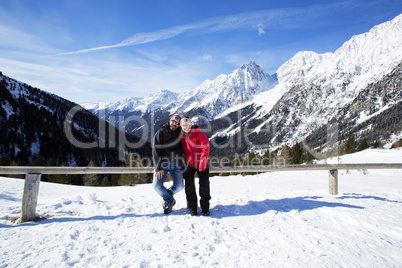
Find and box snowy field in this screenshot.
[1,148,401,267]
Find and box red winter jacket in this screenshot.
[181,125,210,171]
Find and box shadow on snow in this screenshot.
[210,196,364,218]
[336,193,402,204]
[1,195,366,227]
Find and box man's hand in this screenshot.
[155,170,164,179]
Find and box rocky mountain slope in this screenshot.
[0,72,151,167]
[80,14,402,156]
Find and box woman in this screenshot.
[180,117,211,216]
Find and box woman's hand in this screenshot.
[155,170,164,179]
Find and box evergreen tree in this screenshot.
[116,153,152,185]
[10,160,21,166]
[82,160,99,186]
[240,152,260,175]
[304,151,315,164]
[31,154,46,166]
[290,143,303,164]
[117,173,135,186]
[0,156,10,166]
[100,176,111,186]
[357,139,368,152]
[373,140,382,148]
[46,158,67,184]
[111,174,120,186]
[280,144,291,164]
[47,173,78,185]
[9,160,24,179]
[270,150,279,166]
[46,158,57,166]
[17,147,30,164]
[244,152,258,166]
[345,135,356,154]
[391,139,402,148]
[262,150,271,165]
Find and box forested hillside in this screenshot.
[0,72,152,185]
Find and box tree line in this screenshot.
[0,152,152,186]
[213,133,402,177]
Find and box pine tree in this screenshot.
[373,140,382,148]
[280,144,291,164]
[391,139,402,148]
[46,158,57,166]
[244,152,258,166]
[0,156,10,166]
[262,150,271,165]
[345,135,356,154]
[100,176,111,186]
[240,152,260,175]
[31,154,46,166]
[82,160,99,186]
[111,174,120,186]
[357,139,368,152]
[290,143,303,164]
[9,160,24,179]
[117,153,152,185]
[304,151,315,164]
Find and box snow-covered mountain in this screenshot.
[172,61,277,120]
[205,14,402,156]
[85,14,402,156]
[85,61,277,121]
[0,72,151,167]
[86,89,179,117]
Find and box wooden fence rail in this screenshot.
[1,163,401,223]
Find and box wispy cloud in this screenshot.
[203,53,213,61]
[59,2,352,55]
[257,24,265,36]
[58,23,206,55]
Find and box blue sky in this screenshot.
[0,0,401,104]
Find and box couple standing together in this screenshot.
[152,114,211,216]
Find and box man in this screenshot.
[152,114,184,214]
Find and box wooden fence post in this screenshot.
[20,173,41,223]
[329,169,338,195]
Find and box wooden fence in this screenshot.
[1,163,401,223]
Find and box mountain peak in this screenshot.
[156,89,176,94]
[238,61,263,73]
[234,61,270,82]
[240,61,258,69]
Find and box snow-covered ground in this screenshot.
[1,149,401,267]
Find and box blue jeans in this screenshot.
[152,162,184,203]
